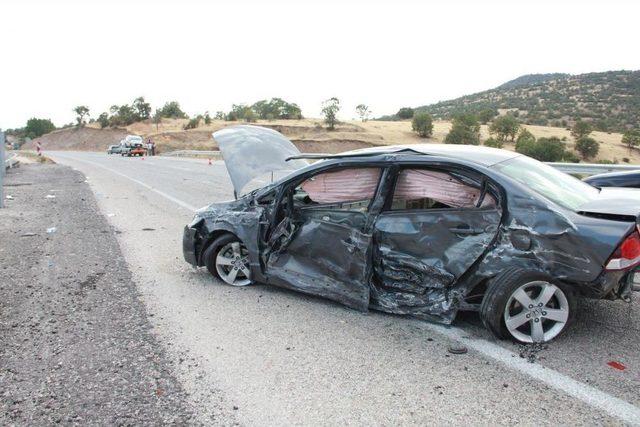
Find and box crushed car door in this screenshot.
[264,167,382,311]
[371,167,502,321]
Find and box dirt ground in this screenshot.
[22,117,640,164]
[0,164,232,424]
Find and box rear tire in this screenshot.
[480,269,576,343]
[203,234,252,287]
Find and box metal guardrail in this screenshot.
[162,150,640,177]
[547,162,640,175]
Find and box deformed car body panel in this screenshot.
[184,126,640,325]
[213,125,308,196]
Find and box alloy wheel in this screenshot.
[215,241,251,286]
[503,281,570,343]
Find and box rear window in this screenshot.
[492,156,599,210]
[390,168,495,210]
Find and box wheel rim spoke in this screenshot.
[216,255,234,266]
[239,265,250,277]
[513,288,535,308]
[505,312,530,330]
[231,242,241,257]
[531,320,545,342]
[542,308,568,323]
[536,283,557,306]
[225,267,239,283]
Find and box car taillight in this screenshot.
[605,226,640,271]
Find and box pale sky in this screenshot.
[1,0,639,129]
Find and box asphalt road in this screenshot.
[48,151,640,425]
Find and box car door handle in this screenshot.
[449,226,483,235]
[341,239,357,253]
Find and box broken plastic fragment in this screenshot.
[607,361,626,371]
[45,194,56,199]
[5,195,14,200]
[46,227,57,234]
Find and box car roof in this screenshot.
[340,144,521,167]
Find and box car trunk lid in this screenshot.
[576,187,640,220]
[213,125,308,197]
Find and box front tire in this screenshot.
[480,269,576,343]
[203,234,252,286]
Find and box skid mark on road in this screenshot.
[51,152,640,425]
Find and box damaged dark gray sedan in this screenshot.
[183,125,640,343]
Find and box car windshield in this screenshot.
[492,156,600,210]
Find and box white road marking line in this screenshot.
[52,154,199,212]
[425,325,640,425]
[52,152,640,425]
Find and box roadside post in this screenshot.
[0,131,5,208]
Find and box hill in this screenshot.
[415,70,640,132]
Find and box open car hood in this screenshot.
[213,125,309,197]
[577,187,640,218]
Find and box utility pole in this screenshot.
[0,131,5,208]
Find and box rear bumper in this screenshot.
[182,226,198,266]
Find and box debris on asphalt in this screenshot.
[45,194,56,199]
[518,342,549,363]
[142,227,156,231]
[20,232,37,237]
[607,361,626,371]
[5,195,14,200]
[0,164,201,425]
[447,344,468,355]
[46,227,57,234]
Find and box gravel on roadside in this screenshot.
[0,164,202,425]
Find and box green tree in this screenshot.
[97,112,110,129]
[356,104,370,122]
[397,107,414,119]
[73,105,90,127]
[321,97,340,130]
[159,101,188,119]
[478,109,498,124]
[571,120,592,140]
[24,118,55,138]
[516,128,536,146]
[516,136,568,162]
[445,114,480,145]
[184,117,200,130]
[214,111,225,120]
[489,114,520,142]
[622,129,640,152]
[483,137,503,148]
[574,136,599,160]
[204,111,212,125]
[133,97,151,120]
[411,112,434,138]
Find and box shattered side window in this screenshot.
[298,167,381,211]
[391,169,495,210]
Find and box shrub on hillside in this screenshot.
[251,98,303,120]
[159,101,188,119]
[516,136,570,162]
[411,112,434,138]
[24,118,56,138]
[397,107,414,120]
[575,136,599,160]
[97,112,110,129]
[571,120,592,140]
[489,114,520,142]
[184,117,200,130]
[478,109,498,124]
[444,114,480,145]
[483,137,503,148]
